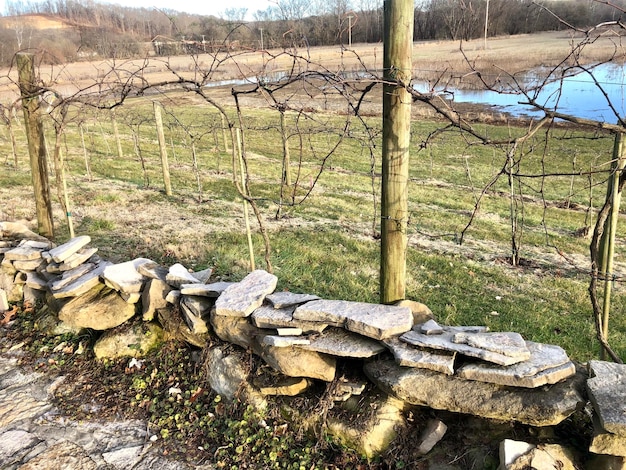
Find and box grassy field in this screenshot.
[1,32,626,364]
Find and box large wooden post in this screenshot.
[153,101,172,196]
[380,0,413,304]
[17,53,54,239]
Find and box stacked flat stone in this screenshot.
[587,361,626,462]
[0,224,588,430]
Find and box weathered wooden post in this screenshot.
[153,101,172,196]
[380,0,414,304]
[17,52,55,239]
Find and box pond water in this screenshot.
[414,62,626,123]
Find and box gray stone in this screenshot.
[252,335,336,382]
[205,347,266,408]
[101,445,144,468]
[301,328,386,358]
[293,299,413,340]
[180,281,233,297]
[0,429,41,465]
[25,271,47,290]
[262,335,310,347]
[136,260,169,281]
[12,258,45,271]
[165,289,181,305]
[400,331,529,366]
[46,235,91,263]
[58,284,136,330]
[18,239,52,250]
[180,302,209,335]
[190,266,213,283]
[165,263,204,288]
[102,258,152,294]
[56,247,98,271]
[456,342,576,388]
[3,245,43,261]
[48,262,96,291]
[181,295,213,317]
[251,304,327,333]
[591,413,626,457]
[210,310,269,350]
[0,221,49,242]
[417,419,447,455]
[420,319,444,335]
[215,270,278,317]
[23,285,45,304]
[141,278,171,321]
[266,291,320,308]
[364,359,585,426]
[18,441,98,470]
[588,360,626,437]
[51,261,111,299]
[452,331,529,358]
[383,337,455,375]
[93,321,165,359]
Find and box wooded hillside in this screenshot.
[0,0,623,66]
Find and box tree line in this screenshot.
[0,0,624,66]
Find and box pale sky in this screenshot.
[0,0,275,20]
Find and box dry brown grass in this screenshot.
[0,30,621,103]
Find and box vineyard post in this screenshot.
[17,52,54,239]
[153,101,172,196]
[380,0,413,304]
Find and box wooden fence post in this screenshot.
[17,52,55,239]
[380,0,413,304]
[153,101,172,196]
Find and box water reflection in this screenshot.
[414,62,626,123]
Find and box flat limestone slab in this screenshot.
[50,262,97,291]
[102,258,152,294]
[25,272,47,290]
[456,342,576,388]
[400,330,529,366]
[383,337,455,375]
[165,263,213,288]
[46,235,91,263]
[214,270,278,317]
[57,247,98,271]
[180,281,234,297]
[588,360,626,437]
[251,304,328,333]
[453,331,529,358]
[3,245,43,261]
[364,359,585,426]
[301,328,386,358]
[293,299,413,340]
[266,291,321,309]
[52,262,112,299]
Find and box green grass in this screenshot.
[2,90,625,362]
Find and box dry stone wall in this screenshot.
[1,222,625,468]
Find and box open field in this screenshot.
[1,31,625,364]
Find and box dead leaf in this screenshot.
[0,306,18,326]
